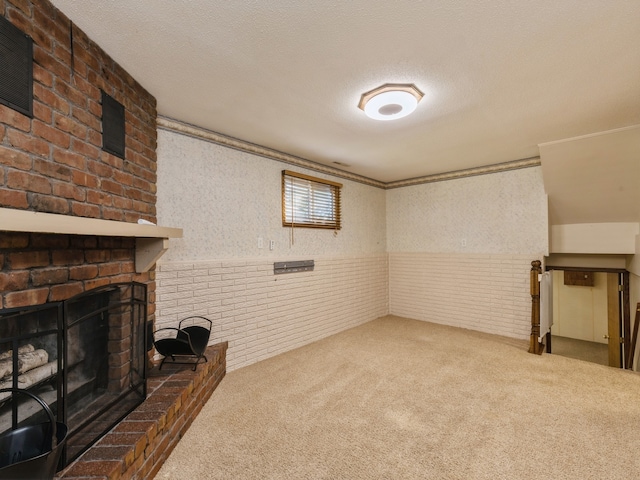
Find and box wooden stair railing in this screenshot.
[628,303,640,370]
[529,260,544,355]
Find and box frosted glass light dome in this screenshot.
[358,84,424,121]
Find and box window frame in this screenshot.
[281,170,342,230]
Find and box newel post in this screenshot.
[529,260,543,355]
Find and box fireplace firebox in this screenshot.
[0,282,147,468]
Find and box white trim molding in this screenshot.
[157,116,541,189]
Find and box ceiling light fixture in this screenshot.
[358,83,424,121]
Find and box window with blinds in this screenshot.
[282,170,342,230]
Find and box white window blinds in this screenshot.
[282,170,342,230]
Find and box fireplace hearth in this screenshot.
[0,282,148,468]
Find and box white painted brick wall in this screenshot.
[389,253,535,339]
[156,252,536,371]
[156,254,389,370]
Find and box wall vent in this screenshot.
[274,260,314,274]
[0,15,33,117]
[101,90,125,158]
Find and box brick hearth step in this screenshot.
[56,342,228,480]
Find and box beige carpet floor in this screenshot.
[156,315,640,479]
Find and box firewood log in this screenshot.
[0,360,58,402]
[0,344,35,360]
[0,349,49,380]
[0,361,58,402]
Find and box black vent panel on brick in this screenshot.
[101,90,125,158]
[0,15,33,117]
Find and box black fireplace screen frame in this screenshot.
[0,281,148,467]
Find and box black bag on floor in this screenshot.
[0,388,68,480]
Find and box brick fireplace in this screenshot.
[0,0,159,308]
[0,281,148,466]
[1,0,226,478]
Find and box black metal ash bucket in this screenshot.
[0,388,68,480]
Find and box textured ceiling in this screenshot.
[50,0,640,183]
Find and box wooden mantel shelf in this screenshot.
[0,207,182,238]
[0,207,183,273]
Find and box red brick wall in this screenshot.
[0,0,158,312]
[0,233,157,313]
